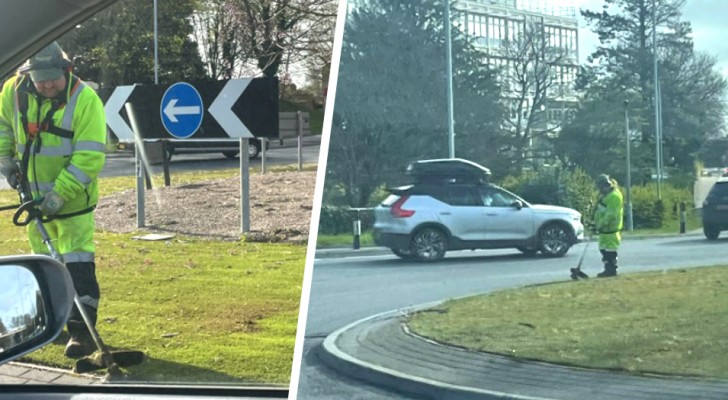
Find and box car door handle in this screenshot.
[440,212,452,216]
[485,213,498,216]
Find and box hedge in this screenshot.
[318,206,375,235]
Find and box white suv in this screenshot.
[373,159,584,261]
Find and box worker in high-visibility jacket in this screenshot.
[0,42,106,358]
[593,174,624,278]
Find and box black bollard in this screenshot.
[352,217,361,250]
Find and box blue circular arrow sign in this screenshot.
[160,82,204,138]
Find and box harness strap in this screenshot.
[52,205,96,220]
[45,125,74,139]
[16,75,80,141]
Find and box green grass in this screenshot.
[409,266,728,378]
[308,109,324,135]
[0,168,311,384]
[621,209,702,236]
[316,231,375,248]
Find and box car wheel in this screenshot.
[538,223,572,257]
[222,151,239,159]
[517,246,539,257]
[391,248,415,259]
[248,140,261,159]
[704,224,720,240]
[410,228,447,261]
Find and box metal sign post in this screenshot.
[261,139,267,174]
[297,111,303,171]
[125,103,145,228]
[240,138,250,233]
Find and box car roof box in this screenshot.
[406,158,491,183]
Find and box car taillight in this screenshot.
[391,195,415,218]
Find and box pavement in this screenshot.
[320,308,728,400]
[0,361,100,385]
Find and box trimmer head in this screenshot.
[570,268,589,280]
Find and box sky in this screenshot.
[565,0,728,77]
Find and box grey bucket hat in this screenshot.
[596,174,613,188]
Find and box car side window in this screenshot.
[446,186,482,206]
[419,185,449,203]
[479,187,517,207]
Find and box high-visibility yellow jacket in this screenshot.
[594,187,624,250]
[0,73,106,215]
[594,188,624,234]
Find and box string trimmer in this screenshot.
[12,166,144,377]
[570,202,595,281]
[570,235,590,280]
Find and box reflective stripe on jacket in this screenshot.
[0,73,106,214]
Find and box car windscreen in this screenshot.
[709,182,728,199]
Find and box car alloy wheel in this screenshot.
[538,223,571,257]
[411,228,447,261]
[248,141,261,158]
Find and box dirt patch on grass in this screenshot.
[95,170,316,243]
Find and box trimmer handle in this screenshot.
[12,198,44,226]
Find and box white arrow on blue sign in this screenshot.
[160,82,204,138]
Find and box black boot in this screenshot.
[597,251,618,278]
[64,320,96,359]
[64,262,100,358]
[597,266,617,278]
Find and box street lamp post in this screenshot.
[445,0,455,158]
[624,100,633,231]
[652,0,662,199]
[154,0,159,84]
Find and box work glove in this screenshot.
[39,191,65,216]
[0,157,19,189]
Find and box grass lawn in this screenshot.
[621,210,702,237]
[408,266,728,379]
[316,231,375,248]
[0,167,309,384]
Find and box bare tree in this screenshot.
[191,0,249,79]
[287,0,337,85]
[498,19,571,172]
[230,0,337,79]
[192,0,336,89]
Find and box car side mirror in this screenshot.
[512,200,523,210]
[0,255,75,365]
